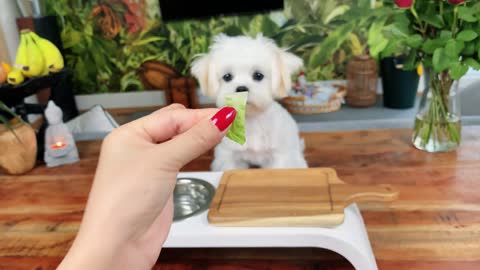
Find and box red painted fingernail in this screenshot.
[211,107,236,132]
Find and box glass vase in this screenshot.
[412,69,461,152]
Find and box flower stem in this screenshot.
[409,6,426,37]
[413,70,461,151]
[452,6,458,37]
[440,0,444,18]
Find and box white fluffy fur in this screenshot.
[192,34,308,170]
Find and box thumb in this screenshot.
[159,107,236,169]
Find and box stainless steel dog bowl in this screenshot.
[173,178,216,222]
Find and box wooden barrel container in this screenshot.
[346,55,378,108]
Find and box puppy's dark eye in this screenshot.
[253,72,264,81]
[223,73,233,82]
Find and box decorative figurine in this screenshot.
[44,101,79,167]
[297,71,307,89]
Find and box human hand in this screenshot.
[57,104,236,270]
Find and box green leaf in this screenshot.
[423,37,448,54]
[445,39,464,58]
[287,35,324,51]
[389,24,409,38]
[440,31,453,39]
[464,58,480,70]
[383,13,411,39]
[381,39,403,58]
[419,14,444,28]
[0,114,7,125]
[368,17,387,44]
[324,5,350,24]
[369,39,389,60]
[403,49,418,70]
[260,16,279,37]
[349,33,364,56]
[75,56,88,83]
[0,115,12,127]
[474,2,480,13]
[458,6,478,23]
[61,27,82,49]
[423,56,433,69]
[450,62,469,80]
[463,42,476,56]
[0,115,20,141]
[432,48,449,72]
[91,51,106,68]
[406,34,423,48]
[84,23,93,36]
[308,23,353,67]
[131,37,165,47]
[120,71,143,91]
[457,30,478,42]
[0,102,17,118]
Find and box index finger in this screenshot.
[124,106,219,143]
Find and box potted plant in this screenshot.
[368,2,420,109]
[380,0,480,152]
[0,102,37,174]
[379,54,420,109]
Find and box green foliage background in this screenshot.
[46,0,381,95]
[373,0,480,80]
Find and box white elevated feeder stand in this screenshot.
[165,172,378,270]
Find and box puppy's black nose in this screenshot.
[236,86,249,92]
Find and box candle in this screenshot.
[44,101,80,167]
[51,141,66,149]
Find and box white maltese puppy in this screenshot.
[192,34,308,170]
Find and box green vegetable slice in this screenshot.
[225,92,248,145]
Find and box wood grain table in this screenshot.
[1,127,479,270]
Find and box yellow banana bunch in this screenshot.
[29,31,64,73]
[11,30,64,82]
[14,32,28,71]
[24,30,46,77]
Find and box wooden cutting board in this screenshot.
[208,168,398,227]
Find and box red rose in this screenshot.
[395,0,413,8]
[448,0,465,4]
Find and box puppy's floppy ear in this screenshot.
[191,54,218,98]
[272,49,304,98]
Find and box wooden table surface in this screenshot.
[1,127,480,270]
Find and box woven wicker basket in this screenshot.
[282,85,347,115]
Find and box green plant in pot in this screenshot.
[0,102,37,175]
[381,0,480,152]
[379,55,420,109]
[369,1,421,109]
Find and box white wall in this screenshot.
[0,1,21,64]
